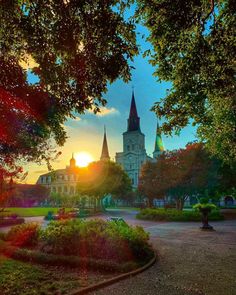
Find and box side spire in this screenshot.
[70,152,76,168]
[127,90,140,132]
[100,126,110,161]
[153,120,165,158]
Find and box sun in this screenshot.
[75,152,94,167]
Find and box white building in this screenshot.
[116,92,164,188]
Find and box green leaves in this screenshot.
[136,0,236,164]
[77,160,132,199]
[0,1,138,174]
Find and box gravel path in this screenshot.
[92,219,236,295]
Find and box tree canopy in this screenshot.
[136,0,236,164]
[0,0,137,174]
[139,143,235,209]
[77,160,132,203]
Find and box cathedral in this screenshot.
[37,91,165,192]
[116,91,164,187]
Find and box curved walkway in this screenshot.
[94,210,236,295]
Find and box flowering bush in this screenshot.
[6,223,40,247]
[39,219,151,263]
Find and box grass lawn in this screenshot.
[0,208,71,217]
[0,256,113,295]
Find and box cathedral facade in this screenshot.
[116,92,164,188]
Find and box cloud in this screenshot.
[87,106,119,117]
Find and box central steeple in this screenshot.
[100,126,110,161]
[127,90,141,132]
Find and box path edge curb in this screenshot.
[69,253,157,295]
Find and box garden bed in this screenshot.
[0,219,154,294]
[0,219,154,270]
[0,242,140,273]
[136,208,224,222]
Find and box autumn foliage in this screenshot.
[139,143,216,210]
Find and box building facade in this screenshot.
[116,92,164,187]
[37,92,165,193]
[36,128,111,195]
[36,154,80,195]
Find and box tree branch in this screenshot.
[203,0,215,23]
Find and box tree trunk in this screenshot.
[100,198,106,212]
[176,198,184,210]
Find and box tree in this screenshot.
[139,143,218,210]
[77,161,132,211]
[8,184,49,207]
[136,0,236,164]
[0,1,137,175]
[0,166,25,211]
[49,192,80,208]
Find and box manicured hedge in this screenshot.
[0,243,139,273]
[136,208,224,222]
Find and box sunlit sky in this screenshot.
[23,18,197,184]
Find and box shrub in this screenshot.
[6,223,40,247]
[44,211,55,221]
[39,219,152,263]
[136,208,224,222]
[193,203,217,210]
[0,244,139,273]
[0,232,6,241]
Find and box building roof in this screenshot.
[154,120,165,153]
[100,126,110,160]
[127,91,141,132]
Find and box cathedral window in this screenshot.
[58,186,62,193]
[64,186,68,193]
[127,145,130,151]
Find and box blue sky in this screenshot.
[24,16,197,183]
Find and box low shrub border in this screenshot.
[0,217,25,227]
[136,208,224,222]
[0,241,154,274]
